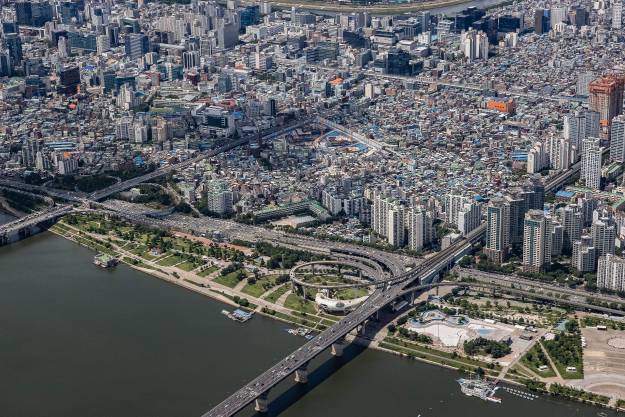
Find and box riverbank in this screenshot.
[4,231,613,417]
[45,214,625,413]
[46,220,550,389]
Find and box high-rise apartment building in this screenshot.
[614,0,623,29]
[592,217,616,257]
[572,235,597,272]
[205,180,234,215]
[444,194,468,225]
[558,204,583,254]
[597,254,625,291]
[457,202,481,236]
[406,208,433,252]
[576,72,596,97]
[581,138,603,190]
[547,136,571,171]
[589,75,625,127]
[484,198,509,263]
[522,210,553,273]
[460,29,489,61]
[611,114,625,162]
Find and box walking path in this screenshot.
[260,284,284,300]
[233,279,248,292]
[538,341,565,384]
[276,289,292,307]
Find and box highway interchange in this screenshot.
[0,113,619,417]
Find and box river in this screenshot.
[0,211,16,225]
[0,233,617,417]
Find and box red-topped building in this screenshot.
[589,75,625,127]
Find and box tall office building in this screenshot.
[589,75,625,127]
[614,0,623,29]
[484,198,509,263]
[581,138,603,190]
[0,49,11,77]
[57,65,81,95]
[217,18,239,49]
[550,5,568,27]
[3,33,23,68]
[570,6,588,27]
[597,254,625,291]
[522,210,553,273]
[15,1,53,27]
[124,33,149,61]
[534,8,550,34]
[611,114,625,162]
[183,50,201,69]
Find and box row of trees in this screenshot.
[255,242,319,269]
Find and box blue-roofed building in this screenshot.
[133,155,144,166]
[555,190,575,200]
[46,141,76,151]
[511,150,528,161]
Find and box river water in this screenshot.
[0,211,16,225]
[0,233,617,417]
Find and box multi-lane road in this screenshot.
[456,267,625,309]
[200,225,486,417]
[0,118,311,240]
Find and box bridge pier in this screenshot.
[294,362,309,383]
[254,391,269,413]
[331,337,346,357]
[410,290,416,305]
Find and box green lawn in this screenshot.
[242,281,269,298]
[385,336,500,370]
[284,294,318,314]
[198,265,219,277]
[521,344,557,378]
[334,287,369,300]
[264,285,289,303]
[213,270,246,288]
[177,261,198,272]
[242,275,285,298]
[157,254,183,266]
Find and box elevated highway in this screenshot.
[0,205,73,244]
[201,225,486,417]
[0,119,310,245]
